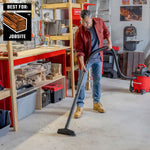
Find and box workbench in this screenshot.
[0,46,68,128]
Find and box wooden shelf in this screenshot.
[0,88,10,100]
[0,57,9,60]
[50,35,70,40]
[17,76,65,98]
[42,3,81,9]
[0,46,70,60]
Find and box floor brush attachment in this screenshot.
[57,128,76,136]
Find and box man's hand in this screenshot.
[81,64,87,72]
[78,55,87,72]
[107,42,112,50]
[106,37,112,50]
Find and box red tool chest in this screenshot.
[42,84,63,103]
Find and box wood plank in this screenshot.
[127,52,134,77]
[69,0,75,97]
[32,0,35,19]
[133,52,139,72]
[42,3,68,9]
[76,0,88,3]
[49,35,70,40]
[0,57,9,60]
[122,52,127,76]
[148,64,150,70]
[118,53,123,72]
[81,3,84,10]
[0,46,70,60]
[53,9,56,20]
[53,9,57,45]
[0,88,10,100]
[3,12,26,32]
[35,88,42,110]
[7,41,18,131]
[139,52,144,64]
[15,46,69,58]
[42,3,81,9]
[2,0,9,3]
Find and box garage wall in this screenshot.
[89,0,150,56]
[0,1,149,56]
[110,0,150,54]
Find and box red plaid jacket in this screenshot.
[74,17,110,69]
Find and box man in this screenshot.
[74,10,112,118]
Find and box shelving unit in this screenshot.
[0,44,67,130]
[0,42,19,131]
[42,0,84,97]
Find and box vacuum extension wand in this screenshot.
[57,47,136,136]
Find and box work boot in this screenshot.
[93,103,105,113]
[74,107,83,118]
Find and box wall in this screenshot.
[110,0,150,56]
[88,0,150,57]
[31,0,42,45]
[0,1,149,57]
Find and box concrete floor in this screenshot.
[0,77,150,150]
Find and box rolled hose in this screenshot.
[86,46,137,80]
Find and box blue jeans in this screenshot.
[77,61,102,107]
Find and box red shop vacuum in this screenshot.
[129,64,150,94]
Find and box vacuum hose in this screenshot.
[86,46,136,80]
[110,48,137,80]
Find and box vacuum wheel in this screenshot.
[140,89,145,95]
